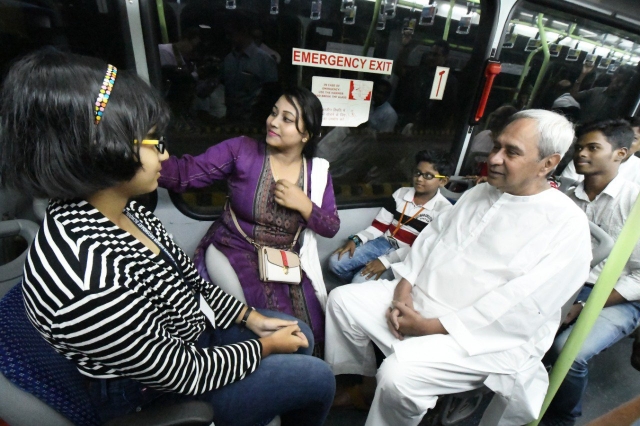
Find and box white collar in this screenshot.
[574,173,625,202]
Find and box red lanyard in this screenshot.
[391,201,425,237]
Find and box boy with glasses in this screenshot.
[328,150,452,284]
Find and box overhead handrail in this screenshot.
[361,0,383,57]
[155,0,169,44]
[526,14,550,108]
[529,194,640,425]
[442,0,456,41]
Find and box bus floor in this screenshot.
[324,338,640,426]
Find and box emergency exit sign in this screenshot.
[292,48,393,75]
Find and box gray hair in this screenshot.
[507,109,575,159]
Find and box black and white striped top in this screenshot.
[22,199,262,395]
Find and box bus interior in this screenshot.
[1,0,640,424]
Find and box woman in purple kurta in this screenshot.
[159,89,340,352]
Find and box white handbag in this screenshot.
[228,158,306,285]
[257,246,302,284]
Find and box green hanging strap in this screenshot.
[529,194,640,426]
[156,0,169,44]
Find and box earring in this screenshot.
[302,138,308,143]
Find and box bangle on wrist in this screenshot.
[241,306,254,328]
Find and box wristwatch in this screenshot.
[576,300,586,308]
[348,234,362,247]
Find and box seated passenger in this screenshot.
[328,150,452,284]
[222,14,278,121]
[325,110,592,426]
[560,116,640,185]
[543,120,640,426]
[158,87,340,355]
[368,79,398,133]
[0,50,334,426]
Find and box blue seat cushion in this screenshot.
[0,284,101,426]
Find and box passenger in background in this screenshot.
[328,150,451,284]
[551,81,581,124]
[158,27,201,70]
[571,64,636,124]
[159,87,339,355]
[414,39,458,130]
[368,79,398,133]
[0,49,334,426]
[222,13,278,121]
[543,119,640,426]
[560,116,640,185]
[467,104,518,174]
[252,28,281,64]
[325,110,592,426]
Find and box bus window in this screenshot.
[460,0,640,176]
[0,1,129,76]
[152,0,495,216]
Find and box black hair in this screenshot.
[281,86,324,159]
[433,39,450,56]
[0,48,170,199]
[414,149,453,176]
[181,27,201,42]
[614,65,636,80]
[487,105,518,133]
[375,79,392,92]
[576,119,634,150]
[627,116,640,128]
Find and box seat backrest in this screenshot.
[0,284,101,426]
[0,219,40,298]
[440,176,476,204]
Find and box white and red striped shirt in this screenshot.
[356,187,452,268]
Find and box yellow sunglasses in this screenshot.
[134,137,166,154]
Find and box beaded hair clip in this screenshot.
[94,64,117,125]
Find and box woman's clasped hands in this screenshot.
[243,308,309,356]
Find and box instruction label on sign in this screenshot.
[429,66,450,100]
[293,48,393,75]
[312,76,373,127]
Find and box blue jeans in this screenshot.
[328,236,395,283]
[89,309,335,426]
[545,286,640,422]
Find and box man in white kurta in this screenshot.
[325,110,593,426]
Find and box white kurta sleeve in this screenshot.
[391,209,450,285]
[439,216,592,356]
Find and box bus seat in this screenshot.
[422,221,614,426]
[32,198,48,222]
[0,219,40,299]
[0,284,214,426]
[205,244,247,304]
[557,176,579,195]
[440,176,475,204]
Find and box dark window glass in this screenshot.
[460,1,640,176]
[154,0,490,215]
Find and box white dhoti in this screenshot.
[325,281,550,426]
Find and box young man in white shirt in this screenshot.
[328,150,452,284]
[325,110,592,426]
[543,119,640,426]
[560,116,640,185]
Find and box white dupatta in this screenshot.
[299,157,330,310]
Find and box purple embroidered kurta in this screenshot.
[158,136,340,346]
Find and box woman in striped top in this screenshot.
[0,49,334,426]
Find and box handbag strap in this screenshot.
[229,157,307,252]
